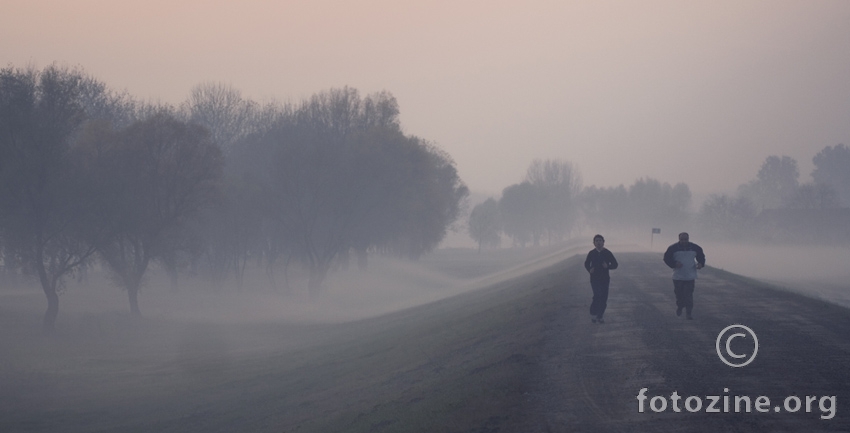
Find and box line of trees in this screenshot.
[469,146,850,249]
[700,149,850,242]
[467,159,692,250]
[734,151,848,212]
[491,159,583,248]
[0,65,468,329]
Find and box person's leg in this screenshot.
[673,280,685,316]
[597,278,610,320]
[682,280,695,318]
[589,279,598,320]
[590,278,605,321]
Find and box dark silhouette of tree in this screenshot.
[0,65,105,330]
[387,141,468,259]
[811,144,850,207]
[468,198,501,252]
[738,155,799,210]
[87,110,223,314]
[628,178,691,228]
[580,184,630,232]
[783,182,840,210]
[182,82,263,156]
[497,159,582,247]
[578,178,690,235]
[180,84,282,289]
[238,88,466,292]
[524,159,582,243]
[699,194,757,239]
[499,182,541,247]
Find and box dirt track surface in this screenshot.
[525,252,850,432]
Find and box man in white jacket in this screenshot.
[662,232,705,320]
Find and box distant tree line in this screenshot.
[0,65,467,329]
[467,159,692,250]
[701,149,850,242]
[467,147,850,250]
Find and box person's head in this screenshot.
[593,234,605,249]
[678,232,690,245]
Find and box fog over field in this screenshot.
[3,241,849,432]
[2,1,850,431]
[3,237,847,326]
[1,243,576,326]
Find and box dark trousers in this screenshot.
[673,279,695,313]
[589,277,610,318]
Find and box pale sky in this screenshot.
[3,0,850,198]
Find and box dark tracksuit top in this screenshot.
[585,248,618,318]
[584,248,619,280]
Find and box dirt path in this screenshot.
[525,252,850,432]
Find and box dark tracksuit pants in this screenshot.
[589,277,610,318]
[673,279,695,314]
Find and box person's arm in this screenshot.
[606,250,618,270]
[695,244,706,268]
[663,245,677,268]
[585,251,594,273]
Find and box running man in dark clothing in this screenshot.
[663,232,705,320]
[584,234,618,323]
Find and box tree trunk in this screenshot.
[42,287,59,332]
[128,284,141,315]
[36,250,59,332]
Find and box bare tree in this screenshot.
[182,82,259,155]
[90,109,223,314]
[0,65,105,330]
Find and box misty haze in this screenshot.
[3,2,850,432]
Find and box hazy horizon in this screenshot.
[3,0,850,197]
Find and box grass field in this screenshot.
[0,243,584,432]
[3,241,849,432]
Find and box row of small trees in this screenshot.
[469,147,850,249]
[468,159,692,250]
[700,148,850,240]
[0,65,468,329]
